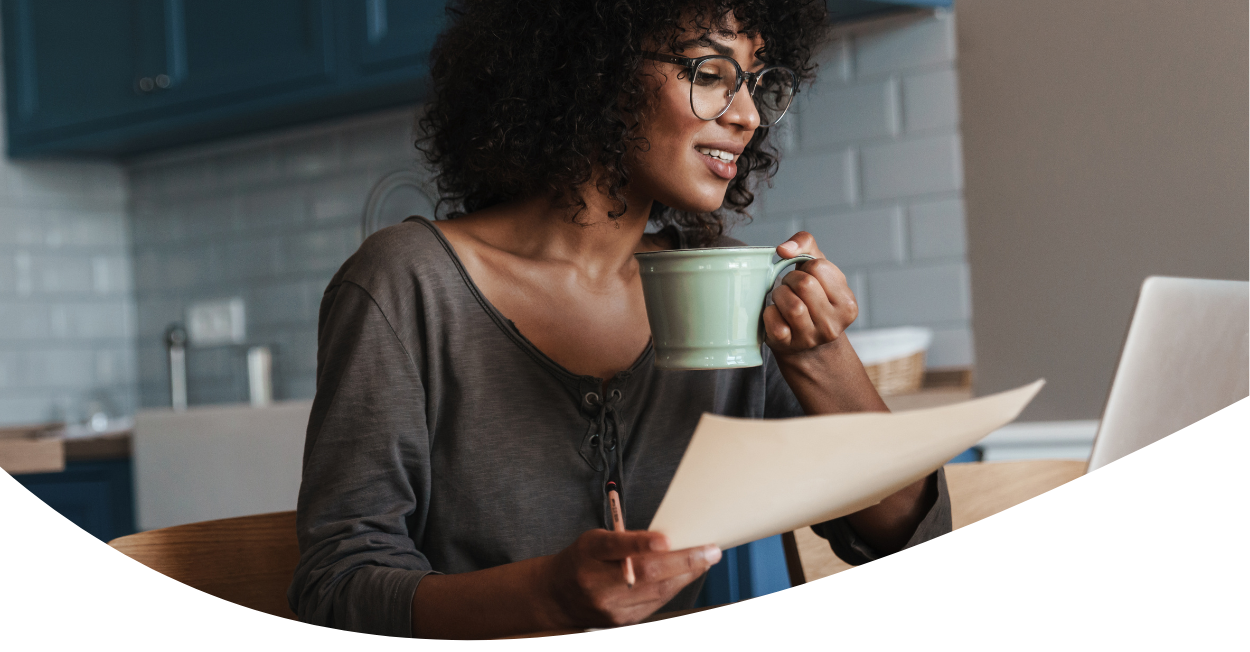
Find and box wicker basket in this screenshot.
[863,349,927,396]
[847,327,933,397]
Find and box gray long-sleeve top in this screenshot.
[287,217,952,637]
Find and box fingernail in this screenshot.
[651,536,670,552]
[778,241,797,254]
[703,546,722,565]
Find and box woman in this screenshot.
[289,0,950,639]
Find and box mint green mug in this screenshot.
[635,247,816,369]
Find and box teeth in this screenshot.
[697,147,736,162]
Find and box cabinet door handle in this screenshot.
[137,77,155,92]
[155,74,171,89]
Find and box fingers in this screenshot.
[633,545,721,586]
[762,304,791,347]
[556,533,721,629]
[582,529,669,561]
[781,268,845,343]
[767,257,859,351]
[776,231,824,261]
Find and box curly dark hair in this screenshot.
[416,0,829,245]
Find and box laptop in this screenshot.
[1086,276,1249,471]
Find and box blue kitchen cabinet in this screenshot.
[345,0,442,78]
[1,0,152,136]
[14,459,137,543]
[149,0,336,109]
[2,0,442,157]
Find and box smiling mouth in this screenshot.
[695,146,738,162]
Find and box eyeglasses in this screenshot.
[641,52,799,127]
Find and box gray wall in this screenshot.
[128,109,418,408]
[734,10,972,369]
[0,52,135,426]
[957,0,1249,420]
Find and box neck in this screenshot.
[471,183,656,280]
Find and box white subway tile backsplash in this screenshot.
[727,215,799,247]
[272,326,320,374]
[247,281,317,327]
[31,349,98,388]
[0,209,40,246]
[855,12,955,78]
[0,394,48,423]
[868,262,971,327]
[179,195,239,239]
[92,255,132,295]
[212,147,281,190]
[164,247,219,289]
[0,121,136,423]
[48,302,133,340]
[284,226,361,275]
[908,197,966,259]
[342,114,420,169]
[803,207,905,268]
[0,255,12,294]
[43,210,129,249]
[814,37,853,85]
[158,159,214,198]
[135,298,184,338]
[0,301,48,339]
[766,149,856,213]
[308,172,375,222]
[136,343,168,386]
[220,237,283,281]
[927,326,974,368]
[799,79,899,148]
[846,270,869,331]
[861,134,963,200]
[239,186,306,230]
[34,255,94,294]
[282,135,343,179]
[902,68,960,133]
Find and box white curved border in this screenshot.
[3,398,1247,649]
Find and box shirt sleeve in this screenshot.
[761,347,954,565]
[287,280,434,637]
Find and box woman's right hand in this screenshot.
[543,529,721,628]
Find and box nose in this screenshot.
[717,78,761,131]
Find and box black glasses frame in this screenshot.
[641,51,799,127]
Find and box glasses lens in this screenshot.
[752,68,797,126]
[691,57,738,120]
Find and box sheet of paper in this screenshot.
[647,380,1045,550]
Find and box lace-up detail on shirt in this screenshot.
[581,388,627,529]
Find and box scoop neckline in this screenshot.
[407,215,656,386]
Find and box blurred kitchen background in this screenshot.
[0,0,1245,606]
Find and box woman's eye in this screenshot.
[694,74,724,86]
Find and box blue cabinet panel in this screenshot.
[2,0,150,133]
[161,0,335,106]
[2,0,436,157]
[14,459,136,543]
[349,0,443,75]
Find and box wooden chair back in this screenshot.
[108,510,300,620]
[784,459,1087,585]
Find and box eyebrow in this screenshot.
[676,37,763,67]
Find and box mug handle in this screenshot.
[769,254,817,286]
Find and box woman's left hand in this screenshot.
[762,231,859,360]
